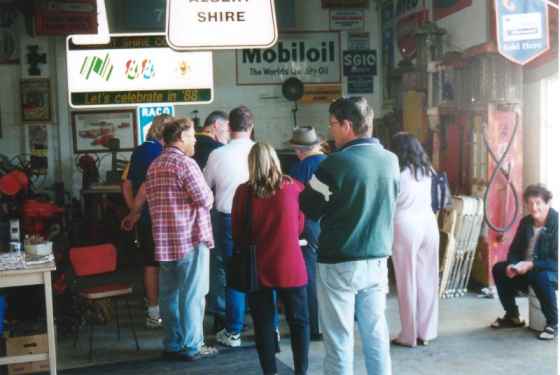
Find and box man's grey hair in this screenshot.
[203,110,228,129]
[292,144,321,153]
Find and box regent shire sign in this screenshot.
[166,0,277,50]
[236,32,341,85]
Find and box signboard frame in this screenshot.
[329,9,365,31]
[235,31,341,86]
[494,0,550,65]
[66,33,214,109]
[342,50,377,76]
[166,0,278,50]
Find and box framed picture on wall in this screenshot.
[71,110,137,153]
[21,79,51,122]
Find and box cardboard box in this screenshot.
[6,334,49,375]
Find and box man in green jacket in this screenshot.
[302,96,399,375]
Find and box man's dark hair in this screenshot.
[229,105,254,132]
[523,183,553,203]
[329,96,374,137]
[203,110,228,129]
[163,117,194,146]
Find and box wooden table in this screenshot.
[0,262,57,374]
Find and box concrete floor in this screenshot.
[58,291,557,375]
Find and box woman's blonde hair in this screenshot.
[248,142,290,198]
[147,114,172,140]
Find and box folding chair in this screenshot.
[69,243,139,360]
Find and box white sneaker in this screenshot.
[538,326,557,340]
[146,315,163,328]
[216,328,241,347]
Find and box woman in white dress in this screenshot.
[390,132,440,347]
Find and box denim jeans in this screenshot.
[208,210,226,319]
[302,245,320,337]
[159,244,209,355]
[249,286,309,375]
[493,261,558,327]
[214,212,279,333]
[317,258,391,375]
[212,212,246,333]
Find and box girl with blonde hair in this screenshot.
[231,142,310,375]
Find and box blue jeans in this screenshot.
[159,245,209,355]
[302,244,319,337]
[210,212,247,333]
[317,258,391,375]
[208,210,226,318]
[493,261,558,327]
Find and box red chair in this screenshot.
[69,244,139,360]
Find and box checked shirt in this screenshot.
[146,146,214,262]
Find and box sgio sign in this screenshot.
[343,50,377,76]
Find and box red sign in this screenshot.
[34,0,97,36]
[396,9,428,59]
[434,0,472,21]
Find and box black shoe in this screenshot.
[213,315,225,335]
[490,315,525,329]
[163,345,219,362]
[162,350,197,362]
[310,333,323,342]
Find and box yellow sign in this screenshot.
[301,84,341,103]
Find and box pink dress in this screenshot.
[392,167,439,346]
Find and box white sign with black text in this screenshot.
[236,32,341,85]
[166,0,278,50]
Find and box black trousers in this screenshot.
[248,286,309,375]
[493,261,558,327]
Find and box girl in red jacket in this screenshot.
[232,142,309,375]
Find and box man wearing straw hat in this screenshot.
[287,126,326,341]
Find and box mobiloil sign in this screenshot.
[236,31,341,85]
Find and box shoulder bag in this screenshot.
[226,189,261,293]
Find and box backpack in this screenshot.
[431,171,452,213]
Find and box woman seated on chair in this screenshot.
[231,142,309,375]
[491,184,558,340]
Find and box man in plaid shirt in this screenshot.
[145,118,218,361]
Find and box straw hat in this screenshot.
[287,126,321,146]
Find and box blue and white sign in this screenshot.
[137,104,175,143]
[495,0,549,65]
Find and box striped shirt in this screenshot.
[146,147,214,261]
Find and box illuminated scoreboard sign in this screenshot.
[66,34,213,108]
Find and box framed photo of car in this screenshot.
[71,110,137,153]
[21,79,51,122]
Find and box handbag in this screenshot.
[226,189,261,293]
[431,170,452,213]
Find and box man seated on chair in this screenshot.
[491,184,558,340]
